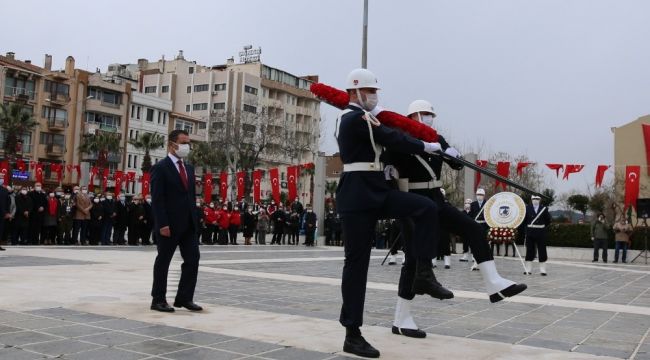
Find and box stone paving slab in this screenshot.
[0,255,97,267]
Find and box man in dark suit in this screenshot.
[150,130,202,313]
[0,180,9,250]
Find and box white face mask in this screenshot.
[81,189,88,194]
[20,189,28,195]
[356,89,378,111]
[106,196,113,200]
[476,195,484,202]
[49,193,55,198]
[35,186,42,192]
[196,202,201,207]
[93,199,100,203]
[175,143,190,158]
[532,200,540,207]
[119,196,125,201]
[419,114,435,127]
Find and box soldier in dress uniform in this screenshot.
[524,195,551,275]
[335,69,452,358]
[459,198,473,261]
[384,100,527,339]
[469,188,489,270]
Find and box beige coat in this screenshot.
[73,193,92,220]
[613,222,633,243]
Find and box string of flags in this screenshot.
[474,160,643,211]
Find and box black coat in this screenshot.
[14,193,33,228]
[242,211,257,237]
[336,104,424,213]
[29,191,47,218]
[103,199,116,224]
[90,202,104,224]
[114,201,128,227]
[128,203,144,228]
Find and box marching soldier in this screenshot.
[335,69,451,358]
[384,99,527,340]
[524,195,551,275]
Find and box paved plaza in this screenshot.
[1,244,650,359]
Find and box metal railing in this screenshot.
[46,117,67,129]
[4,86,36,100]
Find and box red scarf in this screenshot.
[48,197,58,216]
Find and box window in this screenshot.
[186,86,191,93]
[162,112,167,125]
[243,104,257,113]
[175,119,194,134]
[129,129,133,139]
[192,103,208,111]
[157,111,161,123]
[43,80,69,97]
[244,85,258,95]
[262,88,267,98]
[161,85,169,93]
[194,84,208,92]
[214,83,226,91]
[128,154,132,168]
[134,155,138,168]
[144,86,156,94]
[185,105,190,112]
[39,132,64,146]
[146,108,154,122]
[189,67,194,74]
[136,106,141,119]
[85,111,121,129]
[41,106,67,122]
[130,105,135,117]
[101,91,120,105]
[213,102,225,110]
[5,76,36,99]
[198,122,207,130]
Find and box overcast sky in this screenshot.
[3,0,649,195]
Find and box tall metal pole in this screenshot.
[361,0,368,68]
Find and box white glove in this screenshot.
[423,142,442,154]
[369,105,385,117]
[384,165,399,180]
[444,147,461,158]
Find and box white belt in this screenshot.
[343,162,382,172]
[408,180,443,190]
[527,225,545,229]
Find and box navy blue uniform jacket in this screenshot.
[524,205,551,238]
[150,156,198,236]
[336,105,424,213]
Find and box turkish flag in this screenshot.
[269,168,280,204]
[51,163,63,183]
[89,166,99,192]
[253,170,262,203]
[595,165,610,188]
[219,171,228,203]
[35,163,44,184]
[563,164,585,180]
[203,173,213,204]
[0,160,9,181]
[141,172,150,197]
[546,163,564,178]
[236,171,246,201]
[30,161,37,170]
[516,162,532,176]
[126,171,136,188]
[643,124,650,176]
[17,159,25,172]
[624,165,641,211]
[495,161,510,190]
[101,168,109,192]
[475,160,488,191]
[114,170,123,196]
[287,166,298,202]
[66,164,73,174]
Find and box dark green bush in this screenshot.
[546,223,649,249]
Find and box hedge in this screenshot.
[545,224,649,249]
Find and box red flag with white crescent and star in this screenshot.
[236,171,246,201]
[495,161,510,191]
[89,166,98,192]
[516,162,533,176]
[17,159,25,172]
[269,168,280,204]
[624,165,641,211]
[101,168,109,193]
[114,170,123,197]
[253,170,262,203]
[203,173,213,204]
[35,163,44,184]
[219,171,228,203]
[563,164,584,180]
[474,160,488,191]
[545,163,564,178]
[287,166,297,202]
[141,172,150,197]
[595,165,610,188]
[0,160,9,181]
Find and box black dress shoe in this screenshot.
[392,326,426,338]
[343,334,380,358]
[444,265,450,269]
[150,302,175,312]
[173,301,203,311]
[0,246,6,251]
[489,283,527,303]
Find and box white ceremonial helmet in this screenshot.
[476,188,486,196]
[346,69,380,90]
[531,195,541,200]
[407,100,435,117]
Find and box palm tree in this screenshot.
[0,103,38,184]
[128,132,165,173]
[78,131,121,173]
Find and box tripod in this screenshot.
[631,217,648,265]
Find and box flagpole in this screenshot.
[361,0,368,68]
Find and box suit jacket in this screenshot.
[469,200,487,224]
[524,205,551,238]
[150,156,198,236]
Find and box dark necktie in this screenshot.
[177,160,188,190]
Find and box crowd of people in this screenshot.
[0,181,323,248]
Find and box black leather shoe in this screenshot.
[411,261,454,300]
[489,283,527,303]
[392,326,426,338]
[173,301,203,311]
[343,334,380,358]
[150,302,175,312]
[0,246,5,251]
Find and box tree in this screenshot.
[325,180,338,199]
[128,132,165,173]
[567,194,590,220]
[78,132,121,173]
[0,103,38,184]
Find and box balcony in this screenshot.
[46,117,66,131]
[45,143,64,157]
[46,92,70,105]
[4,86,36,101]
